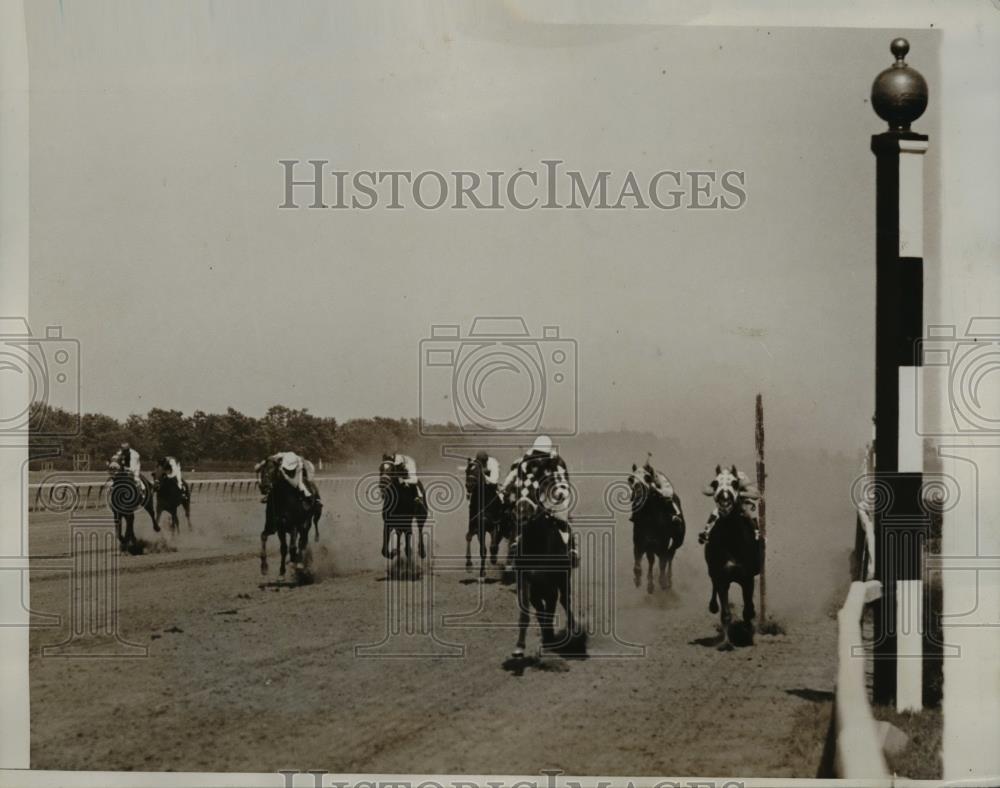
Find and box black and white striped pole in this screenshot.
[870,38,930,711]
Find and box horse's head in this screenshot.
[256,456,280,497]
[628,462,656,495]
[704,464,742,516]
[378,455,396,489]
[465,458,480,497]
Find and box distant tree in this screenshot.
[144,408,192,461]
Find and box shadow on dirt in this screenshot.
[689,621,755,649]
[785,688,835,703]
[501,654,572,677]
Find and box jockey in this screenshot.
[109,441,141,482]
[157,456,189,500]
[383,452,424,501]
[634,455,684,525]
[256,451,316,501]
[473,450,501,486]
[504,435,578,565]
[642,455,676,501]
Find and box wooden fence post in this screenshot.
[755,393,767,623]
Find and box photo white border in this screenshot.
[1,0,997,785]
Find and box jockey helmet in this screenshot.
[531,435,553,455]
[475,450,489,464]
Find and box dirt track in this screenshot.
[28,479,836,776]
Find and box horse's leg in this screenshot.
[278,529,288,577]
[259,531,269,575]
[416,511,427,560]
[115,514,125,551]
[742,577,756,626]
[632,525,642,588]
[183,499,192,530]
[465,524,473,571]
[479,520,487,581]
[145,493,158,533]
[381,519,391,559]
[646,551,656,594]
[489,522,500,565]
[538,595,556,647]
[659,547,672,590]
[513,575,530,657]
[717,581,733,651]
[125,514,136,551]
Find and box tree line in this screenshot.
[29,403,450,470]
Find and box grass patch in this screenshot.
[872,706,942,780]
[784,691,834,776]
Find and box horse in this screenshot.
[107,468,158,553]
[257,456,321,577]
[378,458,428,562]
[464,457,507,580]
[628,462,686,593]
[509,459,584,658]
[702,464,761,650]
[151,461,192,534]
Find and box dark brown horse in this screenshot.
[702,465,760,650]
[628,462,686,593]
[107,468,158,553]
[378,458,428,562]
[509,457,585,659]
[464,456,507,580]
[151,459,192,534]
[257,456,322,577]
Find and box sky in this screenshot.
[25,1,940,458]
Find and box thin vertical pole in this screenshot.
[755,393,767,623]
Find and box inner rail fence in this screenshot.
[26,476,351,514]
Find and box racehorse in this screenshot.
[257,456,322,577]
[107,467,158,553]
[378,458,428,562]
[151,460,192,534]
[628,462,686,593]
[510,463,585,658]
[702,465,761,649]
[464,457,507,580]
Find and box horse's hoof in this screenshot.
[717,641,734,652]
[709,600,719,614]
[633,574,641,588]
[647,583,655,595]
[153,525,161,533]
[511,647,525,659]
[465,561,473,572]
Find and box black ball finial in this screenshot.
[871,37,928,132]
